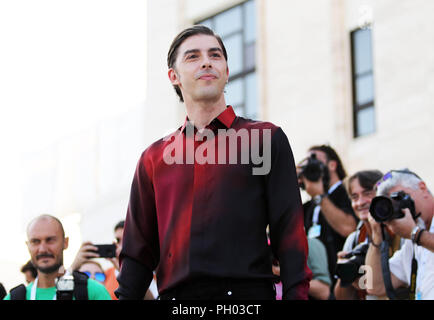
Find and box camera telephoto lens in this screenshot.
[370,197,393,222]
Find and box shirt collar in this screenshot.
[180,105,237,134]
[328,180,342,194]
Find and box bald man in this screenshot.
[4,215,111,300]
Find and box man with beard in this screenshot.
[4,215,111,300]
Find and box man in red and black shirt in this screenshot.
[115,25,311,300]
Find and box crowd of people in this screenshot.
[1,142,432,301]
[1,24,432,301]
[1,218,158,300]
[297,145,433,300]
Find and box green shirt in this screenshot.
[307,237,332,285]
[3,278,112,300]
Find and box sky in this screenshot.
[0,0,146,290]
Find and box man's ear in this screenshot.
[418,181,430,199]
[168,68,180,86]
[64,237,69,250]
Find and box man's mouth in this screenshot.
[37,254,54,261]
[356,207,370,216]
[196,71,218,80]
[199,75,216,80]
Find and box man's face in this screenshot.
[387,184,424,219]
[169,34,229,104]
[349,178,376,221]
[26,218,68,275]
[114,227,124,260]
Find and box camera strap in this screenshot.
[380,224,397,300]
[380,224,418,300]
[409,255,418,300]
[30,277,57,300]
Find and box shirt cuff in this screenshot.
[115,256,154,299]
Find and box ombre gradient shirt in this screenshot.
[116,106,312,300]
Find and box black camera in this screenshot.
[93,244,116,258]
[369,191,417,223]
[297,154,330,191]
[335,242,369,287]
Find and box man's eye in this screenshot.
[186,54,198,60]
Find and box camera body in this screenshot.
[298,153,330,192]
[93,244,116,258]
[369,191,417,223]
[335,242,369,287]
[56,274,75,300]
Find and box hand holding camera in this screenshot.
[70,242,116,271]
[70,242,100,271]
[297,154,330,197]
[369,191,420,241]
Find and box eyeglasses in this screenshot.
[376,169,421,188]
[83,271,106,283]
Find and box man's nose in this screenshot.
[355,196,367,207]
[201,56,212,69]
[37,241,50,252]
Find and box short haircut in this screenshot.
[346,170,383,195]
[376,170,424,197]
[27,214,65,239]
[309,144,347,180]
[114,220,125,232]
[167,25,228,102]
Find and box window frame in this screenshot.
[350,26,376,138]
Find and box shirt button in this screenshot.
[227,291,232,296]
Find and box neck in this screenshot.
[36,271,58,288]
[328,174,340,188]
[184,96,227,130]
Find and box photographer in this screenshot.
[299,145,357,293]
[4,215,111,300]
[365,170,434,300]
[334,170,400,300]
[70,221,157,300]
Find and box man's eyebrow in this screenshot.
[208,47,223,53]
[183,47,223,56]
[183,49,200,57]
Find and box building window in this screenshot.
[198,0,257,119]
[351,27,375,137]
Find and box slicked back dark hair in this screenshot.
[309,145,347,180]
[167,25,228,102]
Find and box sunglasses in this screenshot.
[83,271,106,283]
[376,169,421,188]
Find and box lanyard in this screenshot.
[30,277,57,300]
[312,181,342,224]
[409,254,418,300]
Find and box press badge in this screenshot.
[308,224,321,239]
